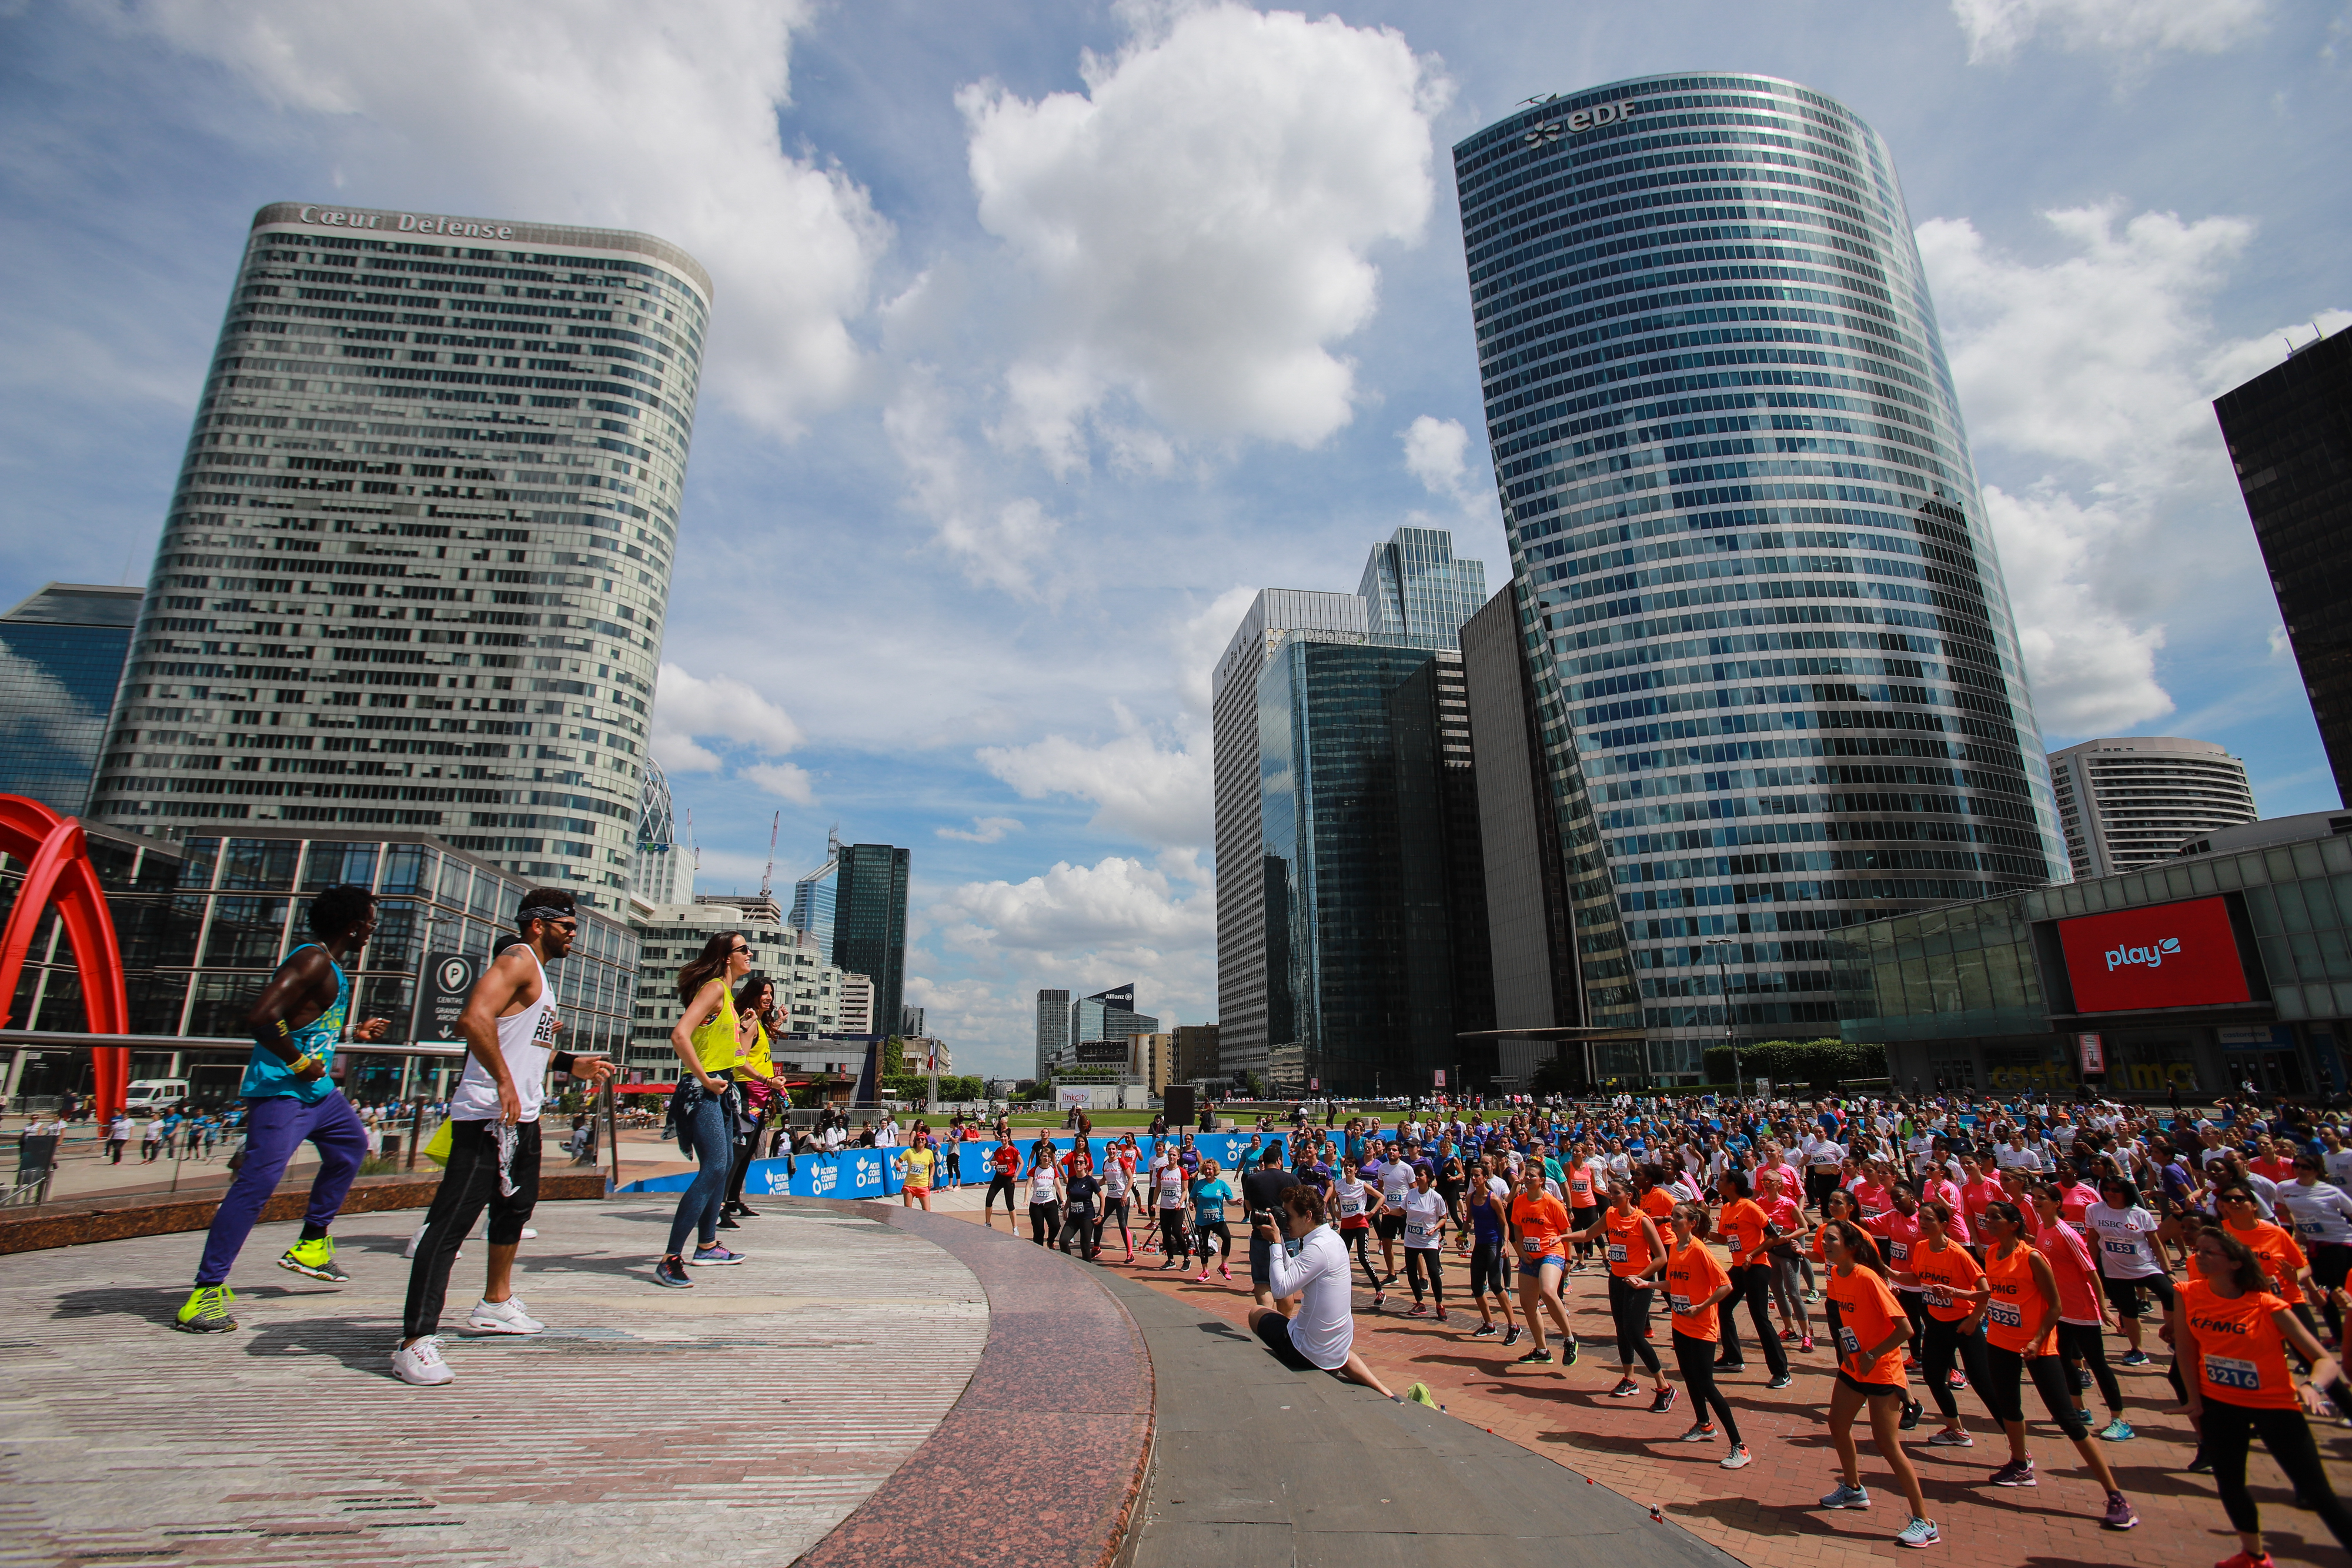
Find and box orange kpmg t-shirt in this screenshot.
[1983,1243,2058,1356]
[1907,1240,1986,1324]
[1511,1192,1571,1260]
[1665,1239,1731,1343]
[1716,1198,1772,1269]
[1825,1265,1909,1387]
[2180,1279,2299,1410]
[1605,1206,1659,1279]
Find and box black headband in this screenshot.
[517,905,574,927]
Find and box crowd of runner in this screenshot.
[963,1094,2352,1562]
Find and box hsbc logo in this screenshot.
[2107,937,2184,972]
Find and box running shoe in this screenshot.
[278,1236,350,1283]
[1926,1428,1973,1448]
[1721,1445,1754,1470]
[2117,1349,2149,1366]
[1384,1271,1399,1285]
[2100,1492,2139,1530]
[1897,1516,1940,1549]
[1561,1338,1581,1368]
[1503,1325,1523,1348]
[1800,1334,1815,1352]
[1899,1399,1923,1432]
[734,1206,759,1219]
[390,1335,454,1386]
[1819,1481,1871,1510]
[467,1296,544,1335]
[1220,1266,1232,1280]
[1405,1382,1439,1407]
[1195,1271,1212,1283]
[1947,1369,1967,1390]
[1409,1301,1429,1316]
[2073,1366,2092,1392]
[1159,1259,1178,1270]
[1804,1289,1823,1304]
[1780,1327,1799,1342]
[2214,1553,2276,1568]
[1715,1359,1746,1373]
[1473,1323,1499,1339]
[692,1245,747,1265]
[1608,1375,1641,1397]
[653,1255,693,1289]
[1649,1385,1679,1416]
[172,1285,237,1333]
[1435,1306,1449,1322]
[2187,1449,2213,1473]
[1519,1348,1558,1369]
[1988,1459,2036,1487]
[1674,1420,1713,1442]
[1768,1373,1794,1390]
[2097,1417,2136,1442]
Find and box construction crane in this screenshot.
[757,812,779,904]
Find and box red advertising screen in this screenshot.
[2057,896,2252,1014]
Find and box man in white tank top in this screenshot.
[393,888,613,1386]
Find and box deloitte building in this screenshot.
[1452,76,2062,1079]
[86,202,710,910]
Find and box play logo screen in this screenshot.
[2057,897,2252,1014]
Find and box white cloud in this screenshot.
[650,663,808,798]
[1982,484,2172,733]
[1401,414,1471,499]
[931,854,1215,958]
[1952,0,2269,62]
[113,0,888,436]
[978,713,1211,849]
[1175,584,1261,718]
[960,3,1446,469]
[938,815,1024,844]
[884,371,1061,596]
[740,761,816,805]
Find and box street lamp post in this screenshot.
[1705,937,1742,1102]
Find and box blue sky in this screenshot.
[2,0,2346,1076]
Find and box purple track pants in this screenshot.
[194,1091,369,1285]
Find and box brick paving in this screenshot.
[0,1198,987,1567]
[943,1203,2352,1567]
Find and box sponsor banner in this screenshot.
[2057,896,2251,1013]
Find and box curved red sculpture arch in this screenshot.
[0,795,131,1119]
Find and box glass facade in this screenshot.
[1258,640,1493,1096]
[2047,737,2256,879]
[2,822,636,1105]
[0,584,143,816]
[1452,75,2062,1076]
[627,906,838,1082]
[1836,827,2352,1097]
[1034,987,1070,1080]
[1358,526,1488,650]
[833,842,908,1041]
[2215,326,2352,807]
[88,202,711,911]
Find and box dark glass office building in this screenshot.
[833,842,908,1042]
[1258,640,1494,1096]
[2216,325,2352,807]
[1452,74,2063,1078]
[0,584,143,815]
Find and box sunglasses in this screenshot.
[2220,1193,2257,1205]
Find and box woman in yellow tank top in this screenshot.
[656,932,753,1288]
[720,973,787,1228]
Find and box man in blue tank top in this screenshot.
[175,884,390,1333]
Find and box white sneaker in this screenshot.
[390,1335,455,1386]
[467,1296,544,1335]
[520,1227,537,1239]
[403,1222,461,1262]
[1721,1445,1754,1470]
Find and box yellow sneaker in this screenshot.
[173,1285,238,1333]
[1405,1382,1439,1407]
[278,1236,350,1282]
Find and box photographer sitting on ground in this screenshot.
[1248,1183,1399,1399]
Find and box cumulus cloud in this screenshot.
[884,371,1061,596]
[1401,414,1471,499]
[1952,0,2269,62]
[1175,584,1262,719]
[937,815,1024,844]
[740,761,816,805]
[931,854,1215,959]
[112,0,888,436]
[1982,484,2172,733]
[960,2,1446,469]
[978,713,1211,850]
[650,662,806,783]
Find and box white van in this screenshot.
[122,1079,189,1112]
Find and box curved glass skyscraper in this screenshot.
[1452,74,2063,1076]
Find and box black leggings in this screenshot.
[2057,1320,2122,1410]
[987,1174,1018,1213]
[1406,1246,1444,1303]
[724,1132,756,1208]
[1194,1220,1232,1266]
[1061,1209,1101,1256]
[1674,1330,1743,1444]
[1346,1227,1382,1293]
[1919,1313,1994,1422]
[2314,1243,2352,1341]
[1104,1196,1131,1249]
[1028,1201,1061,1246]
[1983,1344,2091,1439]
[1608,1273,1662,1373]
[2203,1398,2352,1546]
[1158,1208,1187,1256]
[1716,1263,1789,1376]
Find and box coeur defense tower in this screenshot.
[87,203,709,908]
[1452,75,2063,1075]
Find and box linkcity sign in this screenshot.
[292,205,516,240]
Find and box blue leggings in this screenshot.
[666,1093,733,1257]
[195,1092,368,1285]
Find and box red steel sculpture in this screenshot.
[0,795,131,1119]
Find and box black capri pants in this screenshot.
[2099,1269,2176,1320]
[1158,1206,1187,1256]
[1717,1262,1789,1378]
[987,1173,1018,1211]
[1673,1330,1742,1445]
[1983,1343,2091,1439]
[1608,1272,1662,1373]
[2201,1397,2352,1549]
[2057,1319,2122,1409]
[1027,1200,1061,1246]
[1919,1313,1994,1422]
[1405,1245,1444,1302]
[1469,1238,1512,1298]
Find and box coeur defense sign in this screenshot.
[2057,896,2252,1014]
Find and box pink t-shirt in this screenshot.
[1880,1209,1925,1287]
[2042,1218,2103,1324]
